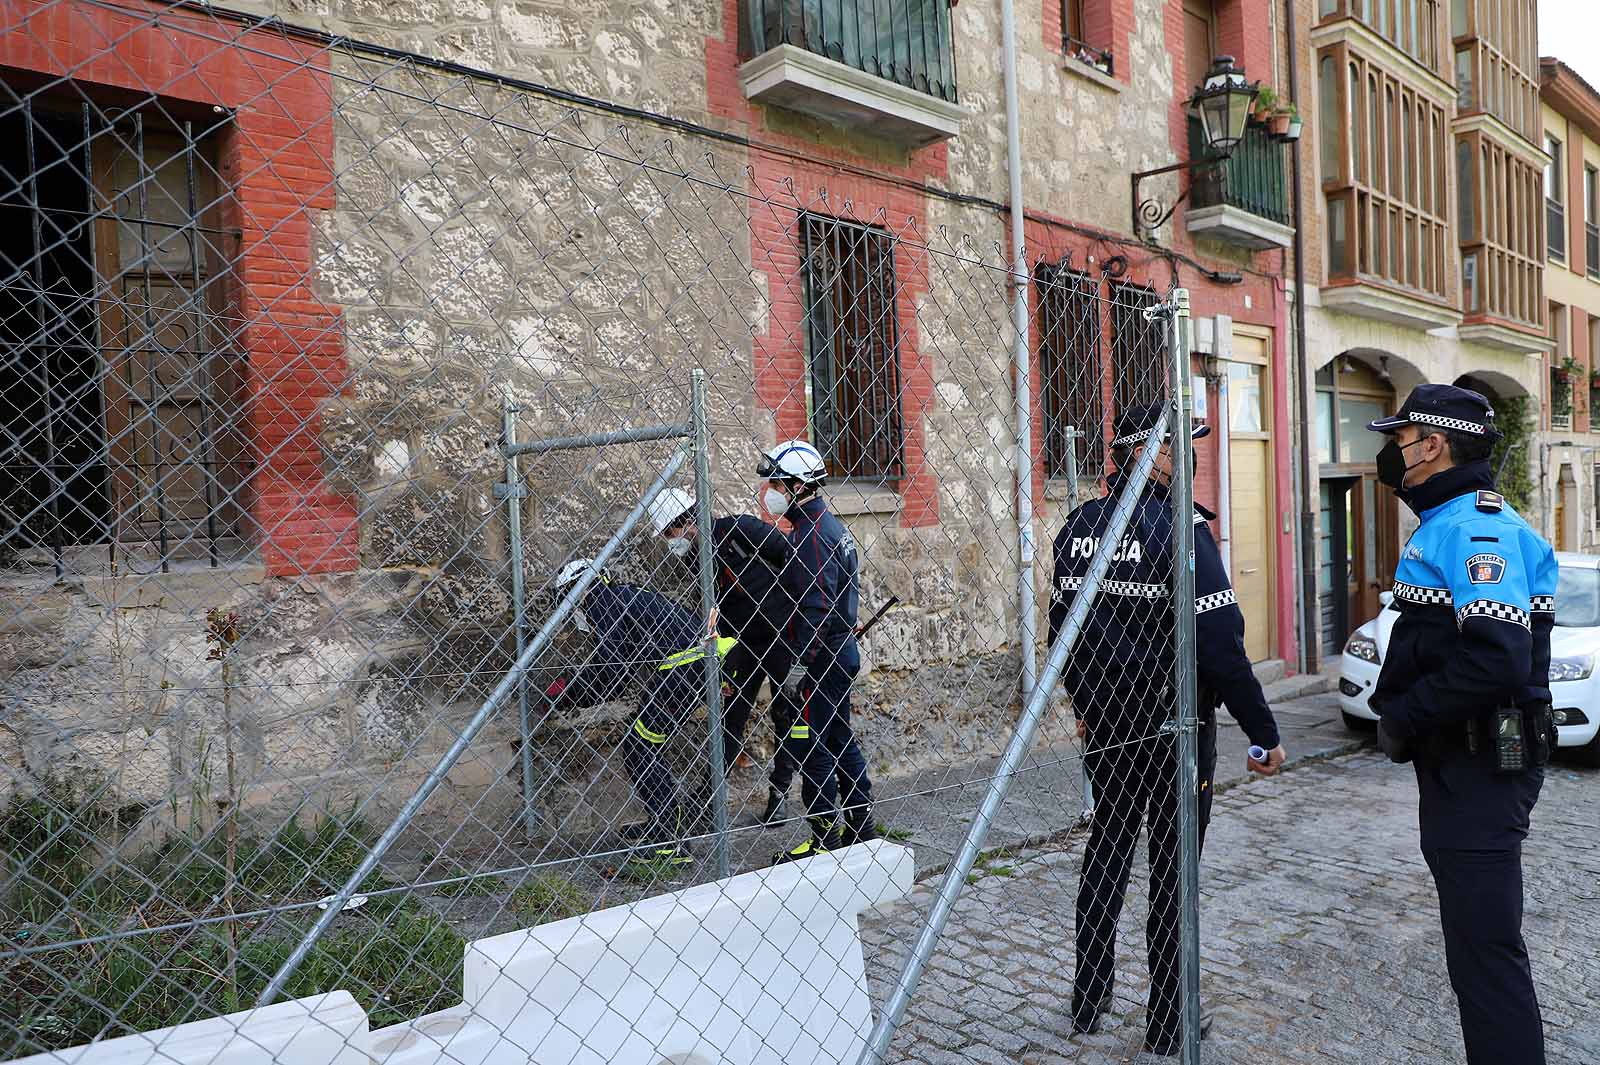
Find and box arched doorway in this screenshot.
[1314,352,1403,657]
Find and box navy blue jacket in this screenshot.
[784,495,859,667]
[1370,461,1555,849]
[1048,471,1279,750]
[704,514,797,642]
[563,580,702,708]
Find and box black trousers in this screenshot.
[720,635,799,790]
[1422,845,1544,1065]
[1074,714,1217,1046]
[620,661,703,824]
[783,635,872,825]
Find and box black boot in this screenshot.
[838,804,880,846]
[621,805,683,845]
[760,785,787,825]
[772,817,841,864]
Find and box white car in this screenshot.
[1338,551,1600,766]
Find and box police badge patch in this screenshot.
[1466,552,1506,584]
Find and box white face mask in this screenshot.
[571,609,591,633]
[666,535,693,558]
[762,486,790,517]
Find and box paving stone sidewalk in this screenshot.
[859,741,1600,1064]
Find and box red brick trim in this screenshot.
[0,0,352,575]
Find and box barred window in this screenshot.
[1110,281,1166,415]
[1,99,244,569]
[799,213,904,481]
[1036,263,1103,479]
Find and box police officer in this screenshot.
[543,559,731,868]
[760,440,878,861]
[1365,384,1555,1065]
[648,487,801,824]
[1049,403,1284,1056]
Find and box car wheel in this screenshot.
[1342,710,1376,733]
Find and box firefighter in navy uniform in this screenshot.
[1365,384,1556,1065]
[542,560,731,868]
[647,487,802,824]
[1049,403,1284,1057]
[759,440,878,862]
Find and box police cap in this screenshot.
[1365,383,1503,440]
[1110,401,1212,449]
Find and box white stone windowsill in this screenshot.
[824,482,904,516]
[1060,56,1122,93]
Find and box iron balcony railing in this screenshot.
[1187,117,1290,227]
[1586,221,1598,279]
[1548,199,1566,261]
[742,0,958,104]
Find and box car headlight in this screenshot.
[1548,654,1594,682]
[1345,633,1379,664]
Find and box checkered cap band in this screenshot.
[1393,580,1452,606]
[1456,598,1530,630]
[1111,426,1158,448]
[1195,588,1237,614]
[1408,411,1488,435]
[1531,595,1555,614]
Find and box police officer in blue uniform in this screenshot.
[1366,384,1556,1065]
[543,560,729,868]
[759,440,878,862]
[648,487,802,823]
[1049,403,1284,1056]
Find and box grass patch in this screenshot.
[882,825,914,842]
[1,784,466,1057]
[509,875,587,924]
[612,853,693,886]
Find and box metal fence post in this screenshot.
[501,389,538,838]
[1063,424,1093,820]
[1167,288,1203,1065]
[691,369,730,878]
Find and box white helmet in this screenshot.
[647,488,696,536]
[758,440,827,485]
[555,558,603,591]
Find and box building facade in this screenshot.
[1295,0,1550,660]
[1536,57,1600,551]
[0,0,1303,833]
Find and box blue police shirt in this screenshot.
[1370,461,1556,849]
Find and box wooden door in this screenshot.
[1224,331,1273,662]
[1557,477,1572,551]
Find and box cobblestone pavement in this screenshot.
[860,748,1600,1064]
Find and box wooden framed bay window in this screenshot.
[1458,129,1543,330]
[1317,0,1442,76]
[1318,44,1451,303]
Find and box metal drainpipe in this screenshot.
[1284,0,1318,674]
[1001,0,1036,699]
[1216,366,1233,574]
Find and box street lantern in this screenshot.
[1131,55,1263,243]
[1189,55,1254,155]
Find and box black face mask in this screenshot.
[1376,437,1426,491]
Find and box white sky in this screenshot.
[1539,0,1600,90]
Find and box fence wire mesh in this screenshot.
[0,4,1232,1064]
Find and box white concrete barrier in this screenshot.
[12,841,914,1065]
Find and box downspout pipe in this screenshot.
[1215,365,1232,574]
[1002,0,1036,698]
[1284,0,1318,674]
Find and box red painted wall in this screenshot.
[0,0,353,577]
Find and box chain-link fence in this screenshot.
[1,3,1222,1063]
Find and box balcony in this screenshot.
[1588,222,1598,280]
[738,0,963,147]
[1184,118,1294,250]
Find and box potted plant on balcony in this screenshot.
[1282,103,1303,142]
[1268,102,1293,138]
[1551,356,1576,429]
[1252,86,1278,127]
[1588,366,1600,418]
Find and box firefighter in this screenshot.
[759,440,878,862]
[647,487,801,823]
[1049,403,1284,1056]
[543,559,732,867]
